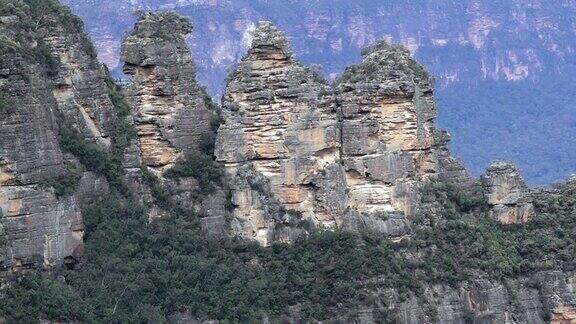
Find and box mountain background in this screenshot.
[62,0,576,185]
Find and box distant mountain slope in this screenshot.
[63,0,576,184]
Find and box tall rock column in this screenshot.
[215,22,345,245]
[334,41,467,228]
[122,12,215,174]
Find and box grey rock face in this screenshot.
[0,185,84,270]
[0,55,65,186]
[481,162,534,224]
[215,22,469,245]
[122,12,216,173]
[0,4,122,270]
[361,271,576,324]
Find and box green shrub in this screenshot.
[164,152,224,193]
[55,76,136,193]
[41,162,82,198]
[58,126,124,190]
[34,38,59,76]
[0,274,88,323]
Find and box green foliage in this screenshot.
[198,86,222,155]
[58,126,124,190]
[34,38,59,76]
[56,75,136,193]
[41,162,82,198]
[164,152,224,193]
[1,179,575,322]
[0,94,14,115]
[0,274,87,323]
[106,77,137,163]
[0,0,96,73]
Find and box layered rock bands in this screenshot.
[121,12,214,174]
[215,22,471,246]
[0,4,120,270]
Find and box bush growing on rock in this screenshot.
[1,178,576,322]
[164,152,224,193]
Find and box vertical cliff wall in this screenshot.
[215,22,345,245]
[0,1,129,270]
[216,22,470,245]
[121,12,215,174]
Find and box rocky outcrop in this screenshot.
[335,41,469,222]
[481,162,534,224]
[0,2,126,270]
[215,22,344,245]
[121,12,226,235]
[122,12,216,174]
[216,22,469,245]
[376,271,576,324]
[551,306,576,324]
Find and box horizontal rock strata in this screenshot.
[216,22,470,245]
[481,162,534,224]
[122,12,215,174]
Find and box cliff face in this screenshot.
[0,1,127,270]
[1,5,226,270]
[373,271,576,324]
[122,12,215,174]
[215,22,344,245]
[216,22,469,245]
[2,4,576,324]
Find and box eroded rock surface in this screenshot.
[121,12,226,235]
[216,22,469,245]
[122,12,215,173]
[335,41,469,228]
[551,306,576,324]
[0,4,120,270]
[481,162,534,224]
[344,271,576,324]
[215,22,344,245]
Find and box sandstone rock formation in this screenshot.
[216,22,470,245]
[551,306,576,324]
[215,22,345,245]
[481,162,534,224]
[377,270,576,324]
[335,40,470,227]
[0,3,124,270]
[121,12,226,234]
[2,4,576,323]
[122,12,216,174]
